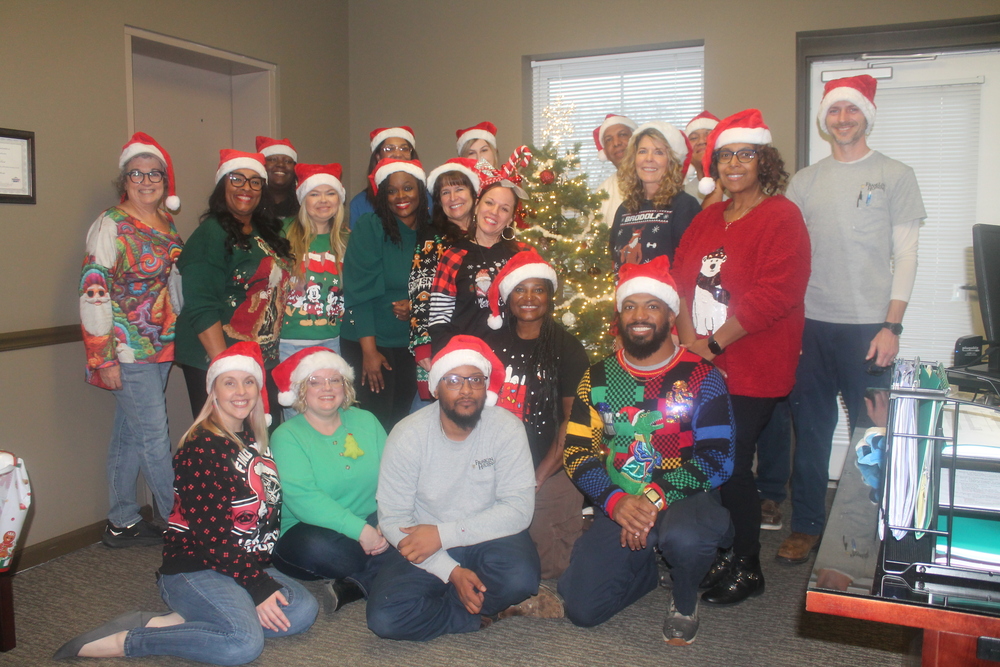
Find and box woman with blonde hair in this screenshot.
[610,121,700,278]
[56,342,317,664]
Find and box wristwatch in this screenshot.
[643,486,665,510]
[707,335,725,355]
[882,322,903,336]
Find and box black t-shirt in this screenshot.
[486,325,589,467]
[609,191,700,277]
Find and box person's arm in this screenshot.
[408,237,438,354]
[866,220,919,367]
[537,334,592,486]
[427,247,467,355]
[178,219,230,355]
[670,194,701,258]
[80,212,122,388]
[342,214,386,340]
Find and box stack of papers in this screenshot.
[934,515,1000,572]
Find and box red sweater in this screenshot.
[673,195,810,398]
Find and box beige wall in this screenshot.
[0,0,349,546]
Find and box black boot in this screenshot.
[698,548,734,589]
[323,579,365,613]
[701,553,765,605]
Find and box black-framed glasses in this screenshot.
[127,169,165,184]
[715,149,758,164]
[228,173,265,190]
[440,374,487,390]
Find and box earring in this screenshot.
[501,225,515,241]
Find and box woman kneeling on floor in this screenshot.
[55,342,318,665]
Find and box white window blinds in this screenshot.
[531,46,705,190]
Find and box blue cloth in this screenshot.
[755,398,792,503]
[108,362,175,526]
[277,338,341,421]
[123,567,317,665]
[558,489,731,624]
[366,531,540,641]
[789,319,889,534]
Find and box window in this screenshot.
[531,45,704,190]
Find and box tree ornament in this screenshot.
[562,311,577,327]
[528,207,538,219]
[539,169,556,185]
[588,265,601,277]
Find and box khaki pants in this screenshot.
[529,471,584,579]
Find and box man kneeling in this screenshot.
[559,256,735,645]
[368,335,541,641]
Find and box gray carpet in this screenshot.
[7,499,920,666]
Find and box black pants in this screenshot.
[178,363,283,430]
[340,339,416,434]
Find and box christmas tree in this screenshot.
[520,141,615,360]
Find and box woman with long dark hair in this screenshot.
[347,126,421,229]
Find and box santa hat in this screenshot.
[698,108,772,196]
[593,114,638,162]
[369,126,416,153]
[628,121,693,177]
[475,146,533,228]
[685,110,720,135]
[818,74,877,136]
[119,132,181,212]
[206,342,272,426]
[215,149,268,185]
[616,255,679,314]
[428,335,505,406]
[255,136,298,161]
[295,163,346,204]
[455,121,498,155]
[486,249,557,330]
[368,158,426,196]
[272,346,354,407]
[427,157,481,193]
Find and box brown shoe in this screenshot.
[497,583,565,619]
[760,499,783,531]
[775,532,820,565]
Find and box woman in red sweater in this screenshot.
[673,109,810,606]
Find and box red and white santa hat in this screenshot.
[119,132,181,212]
[272,346,354,407]
[685,110,720,135]
[593,114,638,162]
[628,121,693,176]
[698,108,772,196]
[368,158,426,196]
[255,136,298,161]
[428,335,505,405]
[206,341,272,425]
[427,157,481,193]
[616,255,679,314]
[215,149,268,185]
[818,74,877,136]
[369,126,416,153]
[486,249,557,330]
[455,121,497,155]
[294,163,346,204]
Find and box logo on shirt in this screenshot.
[474,457,496,470]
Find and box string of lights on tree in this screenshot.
[520,97,615,360]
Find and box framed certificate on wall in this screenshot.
[0,128,36,204]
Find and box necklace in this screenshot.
[724,193,766,229]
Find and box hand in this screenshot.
[612,494,658,547]
[682,338,715,363]
[417,358,432,372]
[448,566,487,615]
[866,327,899,368]
[398,524,442,564]
[256,590,291,632]
[392,299,411,321]
[359,524,389,555]
[362,349,391,393]
[98,365,122,390]
[620,526,648,551]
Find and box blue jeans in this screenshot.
[108,362,175,526]
[755,397,792,504]
[278,338,341,421]
[123,568,317,665]
[789,319,889,534]
[271,515,384,594]
[559,490,732,624]
[366,531,540,641]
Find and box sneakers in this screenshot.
[663,596,699,646]
[760,499,783,531]
[322,579,365,613]
[497,583,565,619]
[775,531,821,565]
[101,520,164,548]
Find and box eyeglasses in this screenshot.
[715,149,758,164]
[127,169,165,184]
[228,173,265,190]
[379,143,412,155]
[307,375,344,388]
[440,374,487,390]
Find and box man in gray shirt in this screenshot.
[367,335,542,640]
[779,74,926,564]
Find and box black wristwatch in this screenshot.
[707,335,725,355]
[882,322,903,336]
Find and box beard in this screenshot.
[621,320,671,360]
[440,400,484,431]
[80,293,113,336]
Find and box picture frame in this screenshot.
[0,128,36,204]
